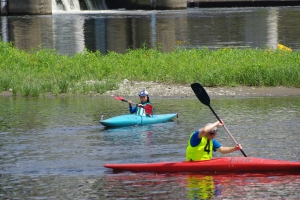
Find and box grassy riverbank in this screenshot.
[1,40,299,97]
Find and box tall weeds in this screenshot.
[1,40,299,97]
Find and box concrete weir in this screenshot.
[154,0,187,9]
[106,0,187,10]
[6,0,52,15]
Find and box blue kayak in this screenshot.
[100,113,178,127]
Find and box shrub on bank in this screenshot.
[0,40,299,97]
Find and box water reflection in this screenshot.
[186,174,216,199]
[99,173,300,199]
[101,125,156,146]
[266,7,278,49]
[1,7,300,55]
[0,172,298,199]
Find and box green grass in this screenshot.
[1,40,299,97]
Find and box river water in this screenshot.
[1,6,300,55]
[0,95,299,199]
[1,5,300,199]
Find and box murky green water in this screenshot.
[0,95,299,199]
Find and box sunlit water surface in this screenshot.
[0,95,299,199]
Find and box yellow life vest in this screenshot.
[186,133,213,161]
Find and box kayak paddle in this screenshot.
[190,82,247,157]
[113,96,153,115]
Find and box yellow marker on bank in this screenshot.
[278,43,293,52]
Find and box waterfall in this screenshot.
[52,0,107,11]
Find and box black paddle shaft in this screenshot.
[191,82,247,157]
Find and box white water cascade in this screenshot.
[52,0,107,11]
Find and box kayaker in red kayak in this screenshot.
[128,90,153,117]
[186,120,242,161]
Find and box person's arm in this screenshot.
[198,120,224,138]
[137,102,151,107]
[190,131,202,147]
[216,144,242,154]
[128,100,137,113]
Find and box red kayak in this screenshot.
[104,157,300,173]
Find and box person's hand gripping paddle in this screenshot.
[113,96,153,115]
[191,82,247,157]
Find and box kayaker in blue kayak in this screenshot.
[128,90,153,117]
[186,120,242,161]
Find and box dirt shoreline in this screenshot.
[1,80,300,98]
[103,80,300,98]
